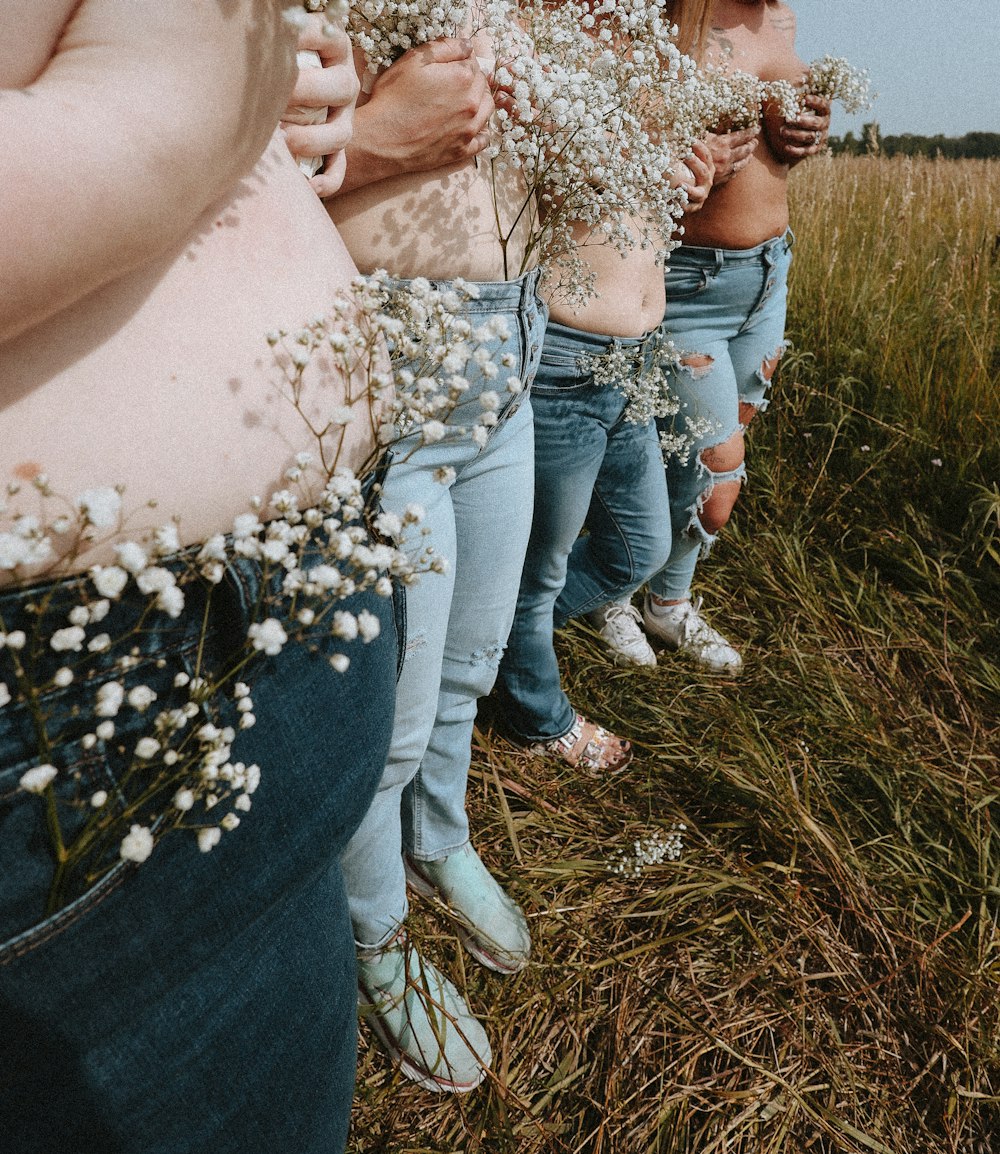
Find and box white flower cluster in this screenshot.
[657,413,717,468]
[486,0,690,302]
[681,66,799,135]
[343,0,700,303]
[2,463,422,904]
[269,272,513,462]
[348,0,472,71]
[579,332,684,427]
[803,54,873,115]
[607,824,686,878]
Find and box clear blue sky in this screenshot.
[793,0,1000,138]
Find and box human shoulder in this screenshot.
[766,1,796,35]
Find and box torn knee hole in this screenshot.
[469,642,504,669]
[738,401,758,426]
[700,430,745,474]
[760,351,783,380]
[698,479,741,535]
[680,353,714,378]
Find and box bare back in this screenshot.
[0,1,372,578]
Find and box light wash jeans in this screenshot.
[341,270,546,949]
[0,516,398,1154]
[494,319,672,743]
[650,229,794,601]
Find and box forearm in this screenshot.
[0,0,296,344]
[336,102,409,193]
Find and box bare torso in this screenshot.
[0,1,371,578]
[682,0,805,249]
[545,221,666,338]
[329,34,532,281]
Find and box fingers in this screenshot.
[281,20,360,182]
[308,151,350,199]
[726,125,761,147]
[777,120,826,153]
[801,92,832,117]
[685,143,715,187]
[420,35,477,65]
[281,108,354,160]
[285,57,360,122]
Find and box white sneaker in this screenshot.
[586,601,657,667]
[642,595,743,674]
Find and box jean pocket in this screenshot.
[532,347,593,394]
[665,261,711,301]
[0,732,133,961]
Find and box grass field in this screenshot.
[349,156,1000,1153]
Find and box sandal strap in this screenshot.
[528,714,630,773]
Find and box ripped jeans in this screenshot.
[341,270,546,949]
[650,229,793,602]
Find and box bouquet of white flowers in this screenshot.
[803,54,873,114]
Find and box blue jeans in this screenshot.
[494,319,671,743]
[341,270,546,949]
[650,229,793,601]
[0,535,398,1152]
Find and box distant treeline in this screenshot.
[828,125,1000,159]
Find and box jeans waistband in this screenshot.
[385,266,542,312]
[674,227,794,267]
[544,317,662,356]
[0,470,386,647]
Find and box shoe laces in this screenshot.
[601,601,645,641]
[680,596,727,648]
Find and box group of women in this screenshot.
[0,0,828,1150]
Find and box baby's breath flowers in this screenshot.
[348,0,471,71]
[267,272,517,470]
[803,55,873,115]
[1,465,416,914]
[343,0,696,305]
[484,0,691,302]
[580,332,684,427]
[607,825,686,878]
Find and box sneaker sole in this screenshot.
[403,858,529,976]
[358,987,489,1094]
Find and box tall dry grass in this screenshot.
[349,156,1000,1153]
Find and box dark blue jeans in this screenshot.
[0,549,397,1152]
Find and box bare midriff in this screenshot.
[680,143,789,250]
[0,3,379,584]
[545,218,666,338]
[0,137,371,579]
[330,154,532,281]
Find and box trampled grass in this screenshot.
[349,157,1000,1153]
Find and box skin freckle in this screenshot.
[13,460,44,480]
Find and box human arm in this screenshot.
[0,0,296,345]
[280,14,361,197]
[762,91,830,166]
[335,36,494,195]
